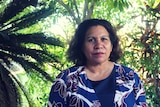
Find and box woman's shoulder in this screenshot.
[114,63,134,72]
[57,66,84,77]
[114,63,139,79]
[64,65,84,73]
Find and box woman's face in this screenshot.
[83,25,113,65]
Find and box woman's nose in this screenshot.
[94,39,103,49]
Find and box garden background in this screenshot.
[0,0,159,107]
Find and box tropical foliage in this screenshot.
[0,0,65,106]
[119,1,160,106]
[0,0,159,107]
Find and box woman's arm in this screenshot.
[48,73,68,107]
[134,72,147,107]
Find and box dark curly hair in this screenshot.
[67,18,122,66]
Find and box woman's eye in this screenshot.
[88,38,95,42]
[101,37,108,41]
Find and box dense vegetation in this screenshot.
[0,0,159,107]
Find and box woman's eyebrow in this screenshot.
[102,35,110,38]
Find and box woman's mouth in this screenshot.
[93,52,104,56]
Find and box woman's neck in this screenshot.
[85,61,114,81]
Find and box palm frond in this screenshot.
[0,63,20,107]
[0,0,64,106]
[0,0,38,25]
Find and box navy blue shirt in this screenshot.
[89,66,116,107]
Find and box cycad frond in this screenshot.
[0,0,64,107]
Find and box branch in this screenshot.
[83,0,94,20]
[55,0,81,24]
[73,0,80,20]
[87,0,94,19]
[83,0,88,20]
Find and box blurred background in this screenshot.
[0,0,159,107]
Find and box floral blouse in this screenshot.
[48,63,147,107]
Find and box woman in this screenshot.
[48,19,147,107]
